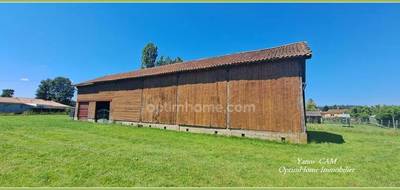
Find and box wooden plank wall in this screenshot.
[176,68,227,128]
[77,59,304,133]
[229,60,303,133]
[77,102,89,120]
[88,101,96,120]
[141,75,177,124]
[112,90,142,121]
[77,78,143,122]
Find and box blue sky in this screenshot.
[0,3,399,105]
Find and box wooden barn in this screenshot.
[75,42,312,143]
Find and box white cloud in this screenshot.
[20,78,29,82]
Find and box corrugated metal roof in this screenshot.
[322,109,349,115]
[306,111,322,117]
[76,41,312,86]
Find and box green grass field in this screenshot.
[0,115,399,187]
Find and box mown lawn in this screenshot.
[0,115,399,187]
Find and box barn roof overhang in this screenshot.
[75,41,312,87]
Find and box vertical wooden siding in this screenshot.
[141,75,177,124]
[88,101,96,120]
[228,60,303,133]
[77,102,89,120]
[176,68,227,128]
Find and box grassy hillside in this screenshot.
[0,115,399,187]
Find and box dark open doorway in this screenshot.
[95,101,110,122]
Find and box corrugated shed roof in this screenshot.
[76,41,312,86]
[306,111,322,117]
[0,97,71,108]
[322,109,349,115]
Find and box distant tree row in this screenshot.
[306,98,400,127]
[156,56,183,66]
[141,43,183,69]
[350,105,400,125]
[320,105,356,111]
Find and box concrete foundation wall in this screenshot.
[74,116,307,143]
[113,120,307,144]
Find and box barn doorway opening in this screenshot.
[95,101,110,122]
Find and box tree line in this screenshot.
[306,98,400,127]
[350,105,400,126]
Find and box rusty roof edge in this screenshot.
[73,82,94,87]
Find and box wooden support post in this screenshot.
[300,60,307,133]
[226,68,230,129]
[74,102,79,120]
[175,74,180,125]
[139,78,144,122]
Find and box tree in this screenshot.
[50,77,75,105]
[374,105,400,128]
[164,56,173,65]
[322,105,329,112]
[36,79,53,100]
[141,43,158,69]
[35,77,75,106]
[306,99,318,111]
[174,57,183,63]
[156,56,166,66]
[156,56,184,66]
[1,89,14,97]
[350,106,372,122]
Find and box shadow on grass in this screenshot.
[307,131,345,144]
